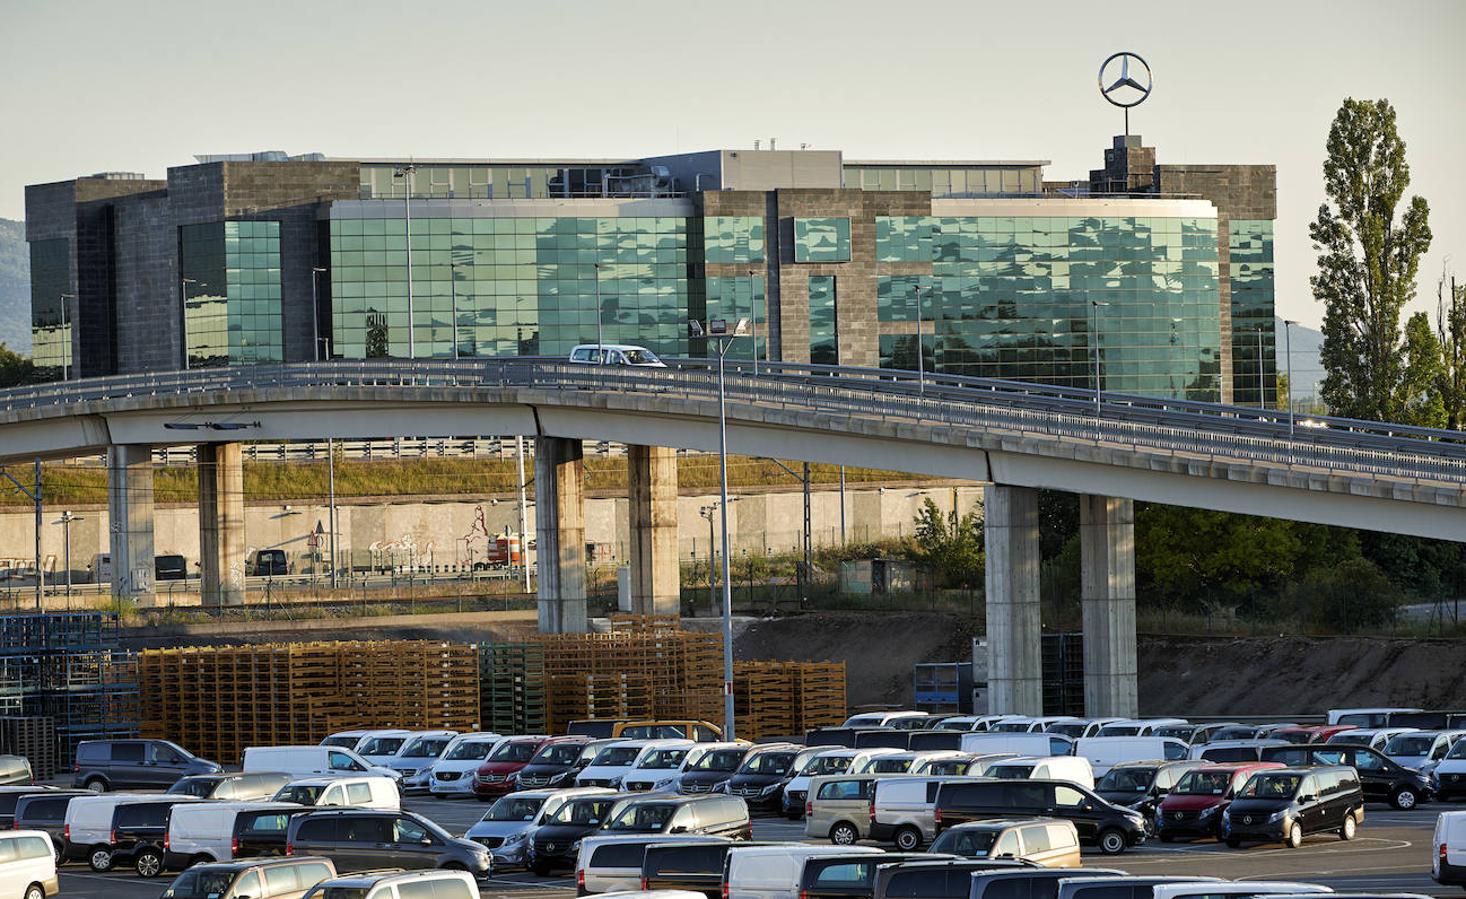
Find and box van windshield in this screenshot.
[320,737,359,749]
[484,796,543,822]
[926,760,970,775]
[1172,771,1233,796]
[358,737,406,756]
[605,802,676,832]
[739,752,794,775]
[929,828,996,856]
[550,797,617,826]
[689,750,743,772]
[488,741,538,763]
[274,785,325,804]
[868,758,913,774]
[162,870,237,898]
[592,746,641,767]
[166,778,218,798]
[1447,742,1466,760]
[1097,725,1142,737]
[985,764,1032,780]
[399,737,452,758]
[1384,734,1436,756]
[990,722,1034,733]
[1239,773,1302,799]
[935,720,974,731]
[1098,768,1155,793]
[802,756,852,776]
[530,743,584,766]
[1047,723,1089,738]
[446,741,497,762]
[637,749,688,770]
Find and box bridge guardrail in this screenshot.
[1,359,1465,486]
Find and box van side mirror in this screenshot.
[1299,794,1316,804]
[670,825,688,834]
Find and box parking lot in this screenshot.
[55,793,1461,899]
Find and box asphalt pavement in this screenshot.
[58,794,1461,898]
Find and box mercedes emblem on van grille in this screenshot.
[1243,815,1254,825]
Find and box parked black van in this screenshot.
[853,731,912,750]
[723,745,801,814]
[1221,765,1364,848]
[0,787,56,828]
[104,798,201,878]
[1260,743,1433,810]
[907,731,963,752]
[1095,759,1203,820]
[73,739,221,791]
[527,792,631,875]
[933,779,1147,854]
[284,808,492,877]
[805,729,863,749]
[870,860,1037,899]
[13,790,87,861]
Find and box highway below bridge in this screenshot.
[2,358,1464,716]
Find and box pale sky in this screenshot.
[2,0,1463,330]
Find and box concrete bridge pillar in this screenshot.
[628,445,680,617]
[1080,494,1139,718]
[198,443,246,607]
[535,436,588,633]
[106,445,155,605]
[984,484,1043,715]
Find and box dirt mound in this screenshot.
[1138,634,1466,716]
[734,612,978,709]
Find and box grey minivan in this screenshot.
[167,773,295,802]
[74,740,221,791]
[285,809,492,879]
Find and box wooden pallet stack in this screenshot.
[732,660,848,739]
[140,641,480,764]
[478,643,547,735]
[0,716,58,779]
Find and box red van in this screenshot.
[472,736,553,800]
[1154,761,1285,841]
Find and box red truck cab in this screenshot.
[1155,761,1285,841]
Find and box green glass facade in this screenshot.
[180,221,283,368]
[329,214,693,360]
[1229,220,1276,408]
[808,275,838,364]
[703,276,765,362]
[794,218,851,263]
[703,216,765,264]
[875,215,1223,400]
[29,238,71,380]
[844,165,1044,196]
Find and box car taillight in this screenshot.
[933,807,943,826]
[869,801,876,824]
[163,833,170,850]
[110,828,117,845]
[1443,842,1451,862]
[73,761,79,773]
[285,841,294,856]
[63,825,70,842]
[231,835,239,856]
[641,877,649,890]
[577,869,585,889]
[800,891,808,899]
[805,800,812,817]
[722,885,729,899]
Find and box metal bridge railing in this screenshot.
[2,359,1465,487]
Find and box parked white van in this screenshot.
[988,716,1080,734]
[272,776,399,810]
[577,740,695,789]
[724,844,883,899]
[622,743,700,793]
[319,729,403,753]
[1435,809,1466,888]
[870,775,982,850]
[1075,737,1191,776]
[1095,718,1188,737]
[959,732,1074,757]
[782,748,904,818]
[1327,707,1420,727]
[428,733,506,797]
[164,801,299,867]
[301,869,480,899]
[984,755,1095,790]
[354,730,416,766]
[0,830,58,899]
[62,793,178,871]
[242,745,402,783]
[384,730,459,791]
[1326,727,1418,751]
[863,751,967,775]
[841,711,929,729]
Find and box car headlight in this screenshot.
[502,831,526,845]
[569,839,582,854]
[1221,808,1231,822]
[607,776,623,787]
[547,771,567,784]
[1267,810,1287,823]
[1198,805,1218,818]
[762,783,780,794]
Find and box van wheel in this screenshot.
[1393,786,1419,810]
[51,841,63,865]
[829,822,859,846]
[88,847,114,872]
[893,826,923,851]
[135,848,164,878]
[1339,810,1357,841]
[83,777,107,793]
[1285,821,1303,849]
[189,854,213,868]
[1097,828,1127,855]
[1224,836,1241,848]
[1158,831,1174,843]
[25,885,44,899]
[530,860,552,877]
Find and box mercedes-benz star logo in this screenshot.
[1098,51,1153,108]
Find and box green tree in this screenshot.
[1311,98,1433,423]
[913,497,983,589]
[0,343,33,387]
[1437,270,1466,429]
[1400,311,1447,427]
[1135,505,1306,610]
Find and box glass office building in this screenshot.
[1229,219,1276,407]
[28,238,71,380]
[875,210,1223,399]
[179,220,283,368]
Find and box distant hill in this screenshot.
[0,218,28,353]
[1275,317,1323,404]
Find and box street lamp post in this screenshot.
[1257,323,1267,409]
[688,315,751,741]
[57,510,80,598]
[699,504,718,614]
[747,268,760,378]
[449,262,462,359]
[914,284,927,395]
[393,165,417,358]
[593,262,604,360]
[1284,319,1299,435]
[311,267,328,360]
